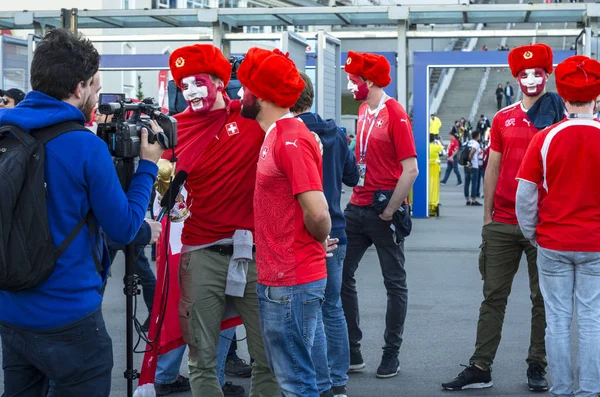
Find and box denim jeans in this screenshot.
[0,309,113,397]
[258,278,328,397]
[155,327,234,387]
[464,167,479,200]
[342,204,408,355]
[314,245,349,392]
[477,167,485,197]
[441,160,462,185]
[537,247,600,397]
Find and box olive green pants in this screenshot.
[179,249,280,397]
[470,221,547,371]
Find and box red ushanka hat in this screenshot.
[555,55,600,103]
[508,43,553,77]
[344,51,392,88]
[169,44,232,88]
[236,47,305,109]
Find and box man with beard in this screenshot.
[163,44,279,397]
[237,47,334,397]
[0,29,164,396]
[442,43,564,392]
[341,51,418,379]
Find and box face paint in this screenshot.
[347,74,369,101]
[181,74,220,114]
[518,68,547,97]
[239,86,261,120]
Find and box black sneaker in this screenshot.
[332,385,347,397]
[222,381,245,397]
[471,201,483,206]
[376,352,399,379]
[442,364,492,391]
[349,349,365,372]
[527,364,548,392]
[225,356,252,378]
[155,375,191,396]
[466,201,471,206]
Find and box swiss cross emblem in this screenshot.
[505,118,515,127]
[226,122,239,136]
[260,146,269,160]
[376,119,383,128]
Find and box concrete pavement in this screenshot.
[0,176,551,396]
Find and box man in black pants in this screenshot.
[342,51,419,379]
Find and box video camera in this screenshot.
[97,93,178,158]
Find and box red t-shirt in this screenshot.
[350,99,417,206]
[517,118,600,252]
[169,101,265,246]
[490,102,540,224]
[254,117,327,286]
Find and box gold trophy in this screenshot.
[155,159,190,222]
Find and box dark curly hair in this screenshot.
[30,28,100,100]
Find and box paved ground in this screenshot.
[1,168,555,396]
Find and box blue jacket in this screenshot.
[297,112,359,245]
[0,91,157,330]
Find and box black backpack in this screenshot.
[0,121,101,292]
[458,141,472,166]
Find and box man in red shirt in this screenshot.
[163,44,279,397]
[443,43,564,392]
[441,130,462,185]
[341,51,418,379]
[237,47,334,397]
[516,55,600,397]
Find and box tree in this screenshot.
[136,75,144,101]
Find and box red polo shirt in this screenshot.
[254,116,327,286]
[490,102,539,224]
[517,117,600,252]
[350,98,417,206]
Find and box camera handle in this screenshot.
[115,157,141,397]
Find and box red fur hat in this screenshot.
[555,55,600,103]
[169,44,232,88]
[237,47,305,109]
[344,51,391,88]
[508,43,553,77]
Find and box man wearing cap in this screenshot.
[341,51,418,379]
[164,44,279,397]
[442,43,564,392]
[0,88,26,108]
[237,47,335,397]
[516,54,600,397]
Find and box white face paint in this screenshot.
[237,87,244,100]
[519,68,544,94]
[182,76,209,111]
[347,76,358,93]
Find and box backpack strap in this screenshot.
[32,121,102,273]
[32,121,91,144]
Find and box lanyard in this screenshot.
[359,94,387,161]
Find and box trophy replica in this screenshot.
[155,159,190,223]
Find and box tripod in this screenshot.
[115,156,141,397]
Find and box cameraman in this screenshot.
[0,28,164,396]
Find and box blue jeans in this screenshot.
[505,95,512,106]
[314,245,349,392]
[155,327,235,387]
[0,309,113,397]
[441,160,462,185]
[537,247,600,397]
[258,278,328,397]
[463,167,479,200]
